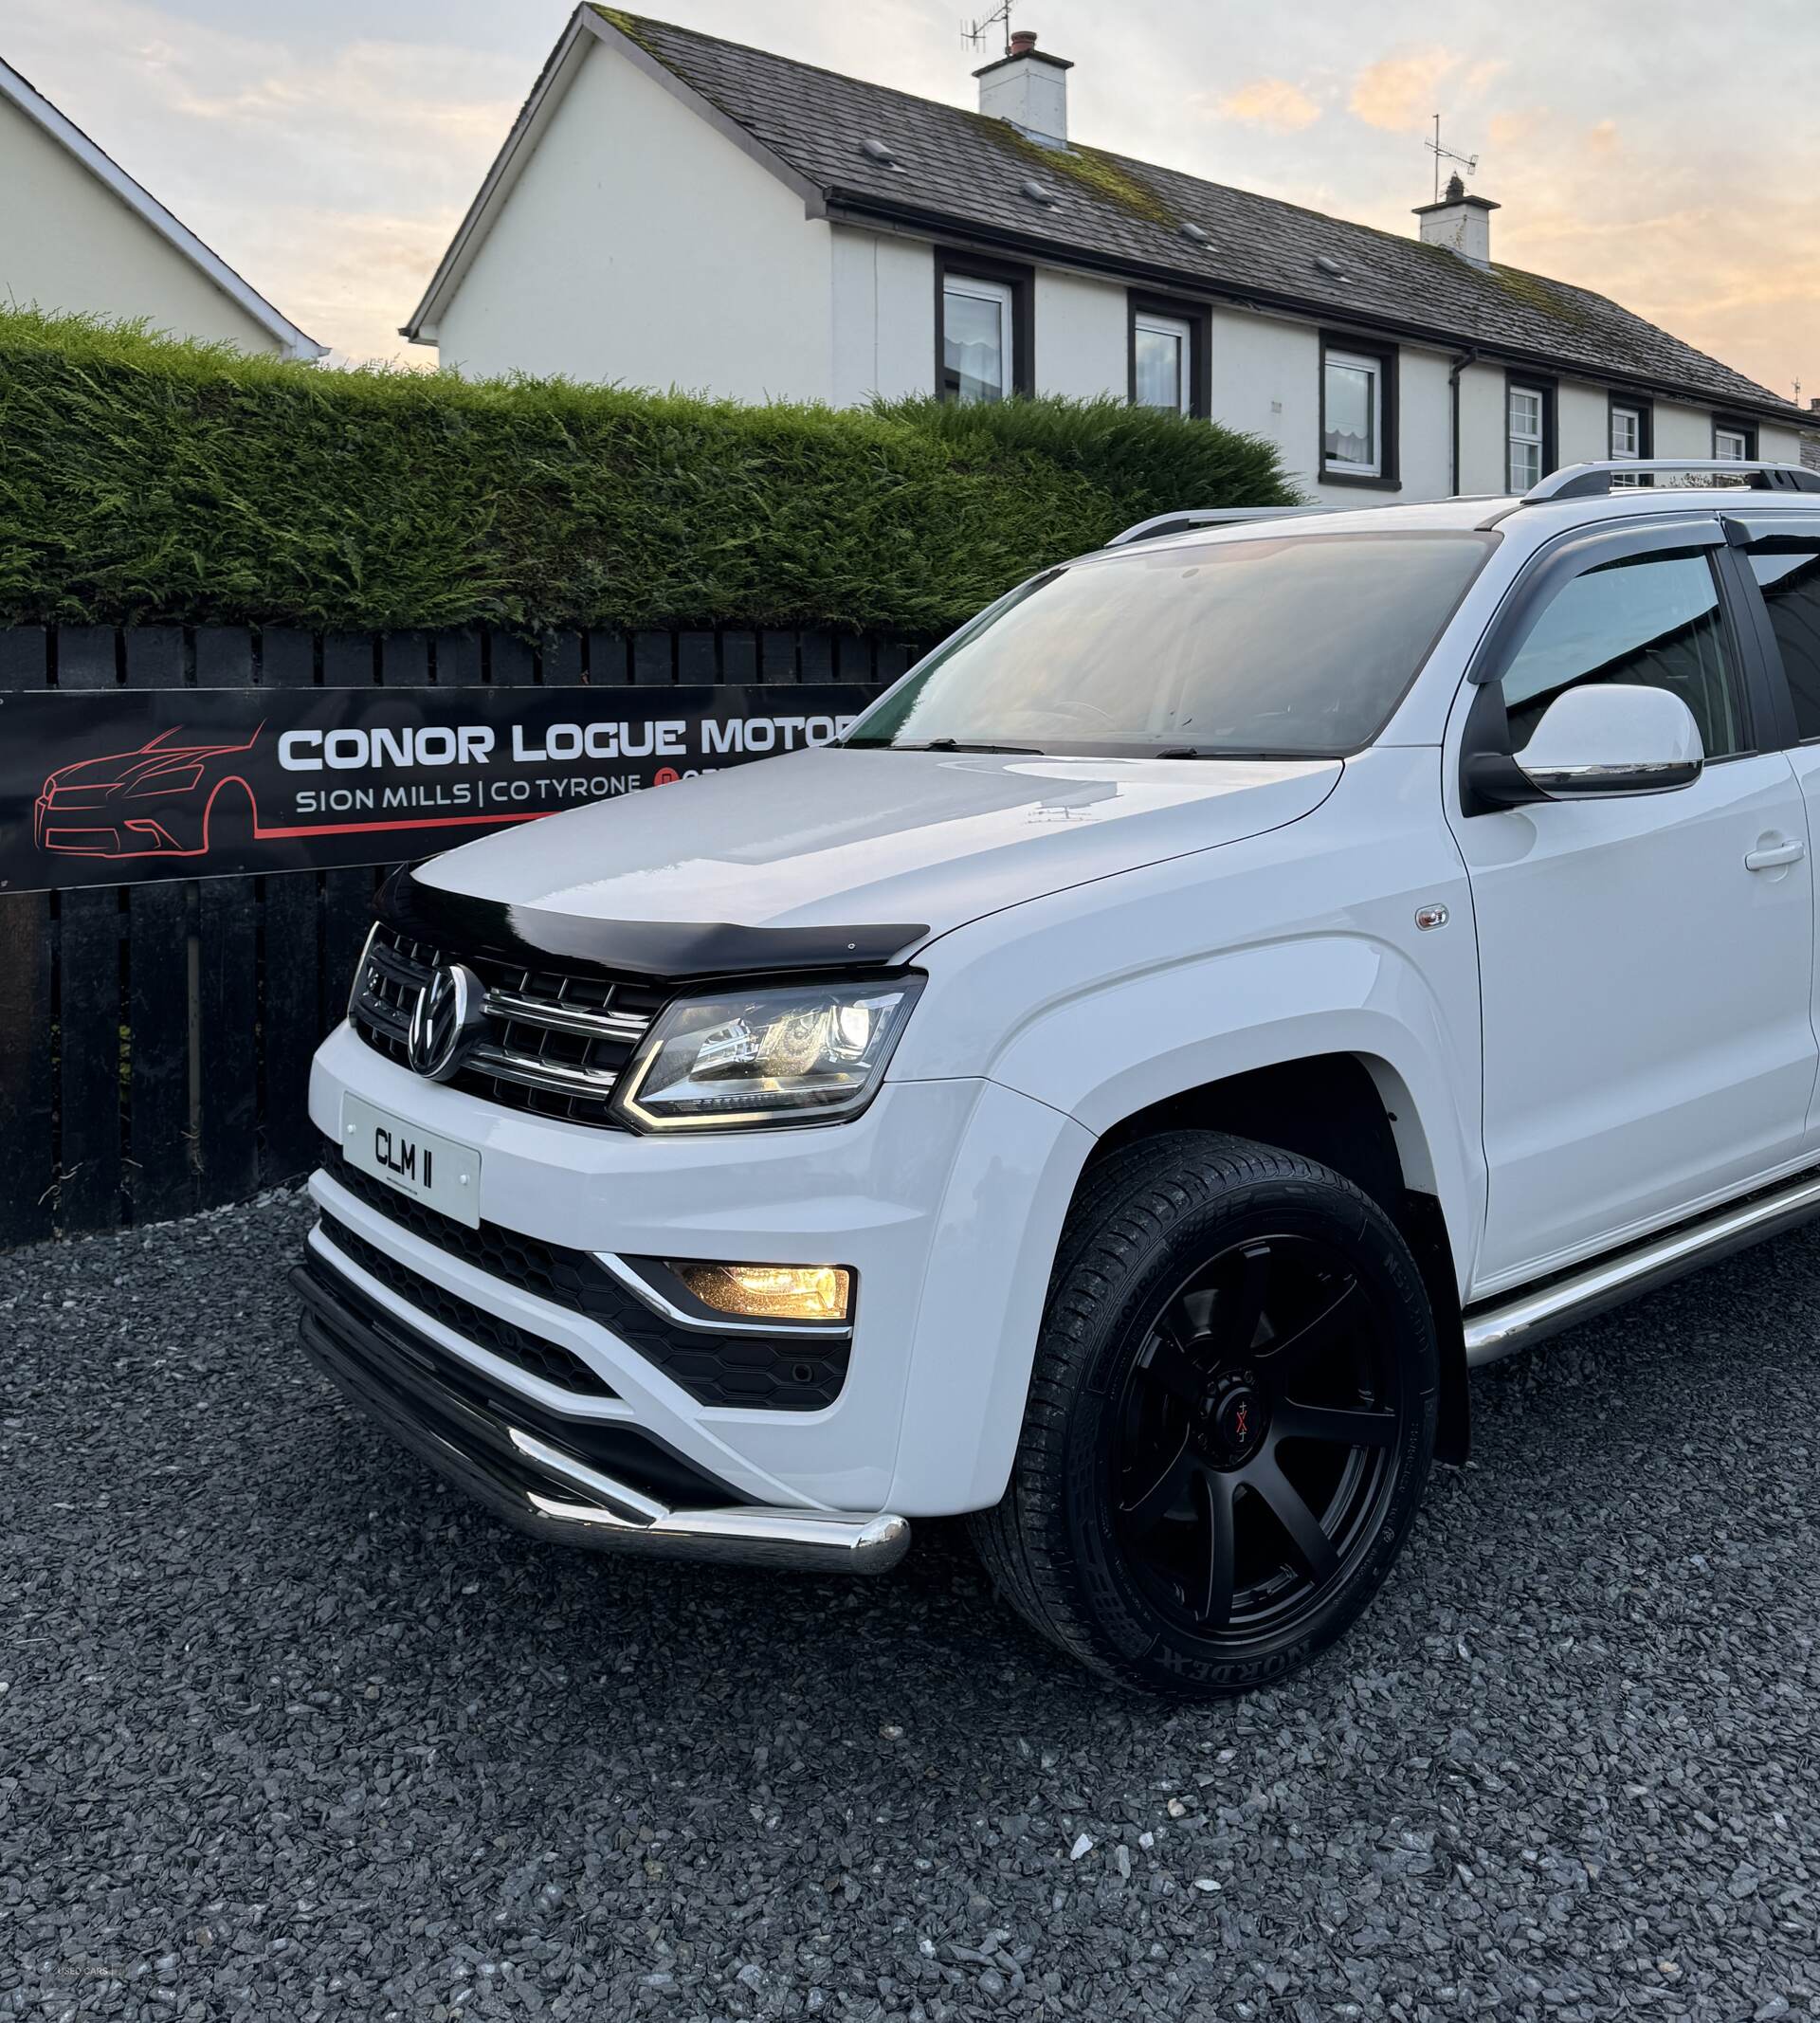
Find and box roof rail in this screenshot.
[1521,460,1820,504]
[1105,505,1339,547]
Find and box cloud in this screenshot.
[1348,46,1505,136]
[1486,107,1544,149]
[1348,46,1458,133]
[264,207,471,370]
[1210,77,1320,134]
[1586,118,1620,155]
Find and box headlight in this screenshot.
[615,975,923,1131]
[130,765,202,797]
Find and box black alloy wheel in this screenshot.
[1112,1231,1401,1645]
[971,1131,1438,1695]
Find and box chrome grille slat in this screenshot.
[355,989,410,1039]
[367,940,432,991]
[483,989,650,1044]
[470,1045,621,1098]
[348,923,661,1131]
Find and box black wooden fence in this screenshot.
[0,622,918,1249]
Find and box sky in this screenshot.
[7,0,1817,404]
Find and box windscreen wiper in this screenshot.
[891,738,1042,756]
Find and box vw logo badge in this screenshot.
[407,963,484,1082]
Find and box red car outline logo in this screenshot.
[34,725,265,860]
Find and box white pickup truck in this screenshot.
[296,458,1820,1697]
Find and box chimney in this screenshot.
[1412,172,1499,267]
[974,28,1073,148]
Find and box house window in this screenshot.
[1133,312,1192,412]
[1714,421,1756,461]
[1323,349,1380,474]
[937,254,1030,405]
[942,275,1014,404]
[1128,296,1208,417]
[1320,338,1396,483]
[1609,398,1651,485]
[1507,383,1549,491]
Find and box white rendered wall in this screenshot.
[1032,268,1127,400]
[1388,345,1455,502]
[0,95,282,353]
[1457,364,1509,493]
[1653,400,1718,461]
[434,41,834,399]
[1556,379,1611,467]
[1207,305,1316,480]
[830,228,935,406]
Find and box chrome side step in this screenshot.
[1463,1168,1820,1368]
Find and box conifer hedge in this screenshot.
[0,309,1299,635]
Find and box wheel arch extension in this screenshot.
[1072,1052,1471,1465]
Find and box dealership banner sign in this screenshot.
[0,683,877,893]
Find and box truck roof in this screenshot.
[1101,467,1820,560]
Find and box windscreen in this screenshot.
[847,531,1496,758]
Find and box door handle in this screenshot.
[1744,840,1807,871]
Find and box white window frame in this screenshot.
[1508,385,1546,493]
[1714,425,1751,462]
[1133,310,1193,415]
[1610,403,1644,487]
[941,274,1015,405]
[1322,347,1382,478]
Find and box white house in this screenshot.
[404,9,1804,500]
[0,57,323,360]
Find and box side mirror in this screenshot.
[1514,683,1704,799]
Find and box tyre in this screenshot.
[971,1130,1438,1696]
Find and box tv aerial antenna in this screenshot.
[962,0,1017,58]
[1427,113,1479,203]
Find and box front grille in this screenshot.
[349,923,667,1129]
[321,1147,851,1412]
[317,1210,616,1397]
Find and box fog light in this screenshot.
[671,1262,853,1322]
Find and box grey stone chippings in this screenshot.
[2,1188,1818,2018]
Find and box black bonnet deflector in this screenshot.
[378,867,926,983]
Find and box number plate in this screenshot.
[340,1093,482,1228]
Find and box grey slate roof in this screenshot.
[597,8,1801,425]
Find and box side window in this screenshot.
[1501,549,1745,758]
[1748,540,1820,740]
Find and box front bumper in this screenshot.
[304,1021,1093,1524]
[33,793,124,854]
[295,1254,909,1572]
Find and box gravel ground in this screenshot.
[4,1190,1818,2022]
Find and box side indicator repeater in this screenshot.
[1414,904,1449,932]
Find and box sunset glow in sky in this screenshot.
[8,0,1816,405]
